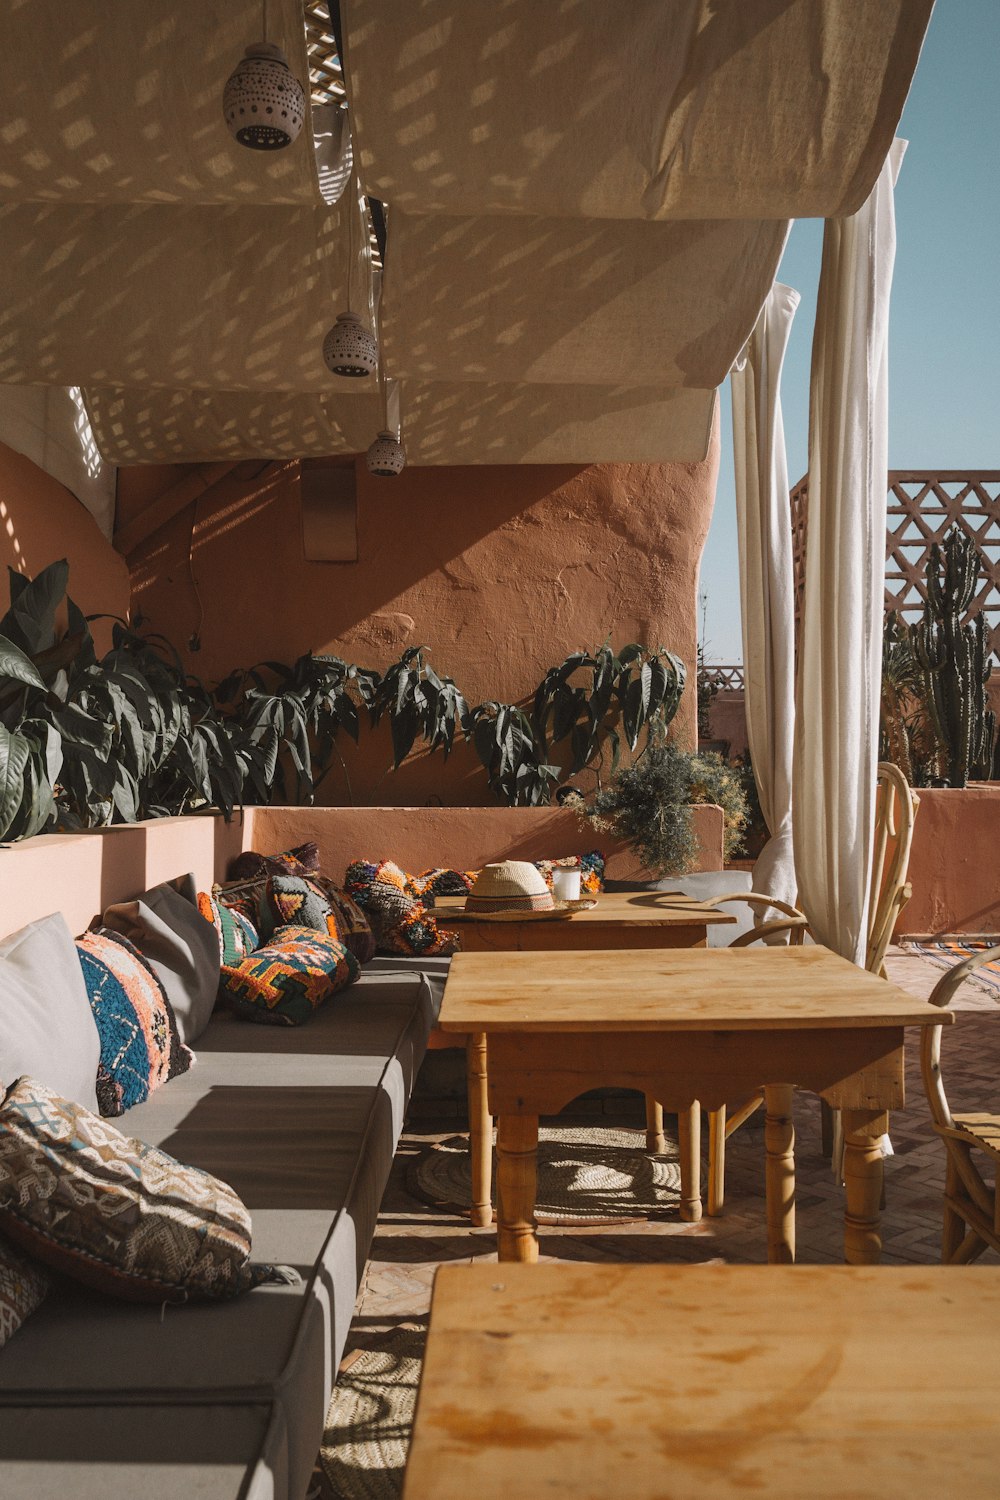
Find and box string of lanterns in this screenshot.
[223,2,405,475]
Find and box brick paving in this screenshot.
[313,946,1000,1495]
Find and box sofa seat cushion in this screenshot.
[0,967,435,1498]
[0,1402,284,1500]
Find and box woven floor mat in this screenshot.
[408,1124,682,1226]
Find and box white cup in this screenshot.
[551,866,582,902]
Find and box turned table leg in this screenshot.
[707,1106,726,1218]
[466,1032,493,1228]
[764,1084,796,1264]
[842,1108,888,1264]
[677,1101,703,1223]
[496,1114,539,1263]
[645,1094,667,1155]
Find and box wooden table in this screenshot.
[429,893,736,1226]
[403,1262,999,1500]
[437,945,950,1264]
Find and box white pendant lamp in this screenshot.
[323,171,378,377]
[366,429,406,476]
[223,2,306,152]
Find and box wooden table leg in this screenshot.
[707,1106,726,1218]
[496,1114,539,1263]
[466,1032,493,1228]
[645,1094,667,1155]
[764,1084,795,1264]
[842,1108,888,1265]
[677,1102,703,1223]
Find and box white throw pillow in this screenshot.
[0,913,100,1112]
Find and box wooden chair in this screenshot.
[699,895,809,1217]
[922,943,1000,1262]
[703,761,920,1214]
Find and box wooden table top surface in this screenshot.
[437,944,952,1032]
[403,1263,1000,1500]
[433,891,737,927]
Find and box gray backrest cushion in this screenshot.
[0,913,100,1112]
[101,876,221,1046]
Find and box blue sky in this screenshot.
[700,0,1000,663]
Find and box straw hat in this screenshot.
[464,861,558,915]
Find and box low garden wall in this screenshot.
[896,785,1000,936]
[0,804,725,943]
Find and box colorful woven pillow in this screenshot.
[343,861,460,957]
[227,842,321,882]
[197,891,260,967]
[0,1077,288,1304]
[0,1231,49,1348]
[405,867,478,902]
[535,850,606,897]
[261,875,376,963]
[220,926,359,1027]
[76,930,194,1118]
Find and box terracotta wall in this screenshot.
[0,805,725,942]
[119,442,719,805]
[0,439,129,652]
[897,786,1000,936]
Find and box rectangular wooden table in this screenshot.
[403,1262,998,1500]
[429,893,737,1226]
[437,945,950,1264]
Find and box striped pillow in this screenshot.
[76,930,193,1117]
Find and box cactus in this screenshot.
[910,529,997,787]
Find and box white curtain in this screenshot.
[793,140,906,964]
[731,283,800,909]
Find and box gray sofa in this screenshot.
[0,956,448,1500]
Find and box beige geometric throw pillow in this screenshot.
[0,1077,294,1304]
[0,1231,48,1346]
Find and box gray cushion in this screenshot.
[102,875,220,1045]
[0,913,99,1113]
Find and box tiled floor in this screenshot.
[314,946,1000,1494]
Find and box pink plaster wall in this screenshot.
[897,785,1000,936]
[706,689,748,758]
[119,443,719,804]
[0,440,129,652]
[0,804,725,942]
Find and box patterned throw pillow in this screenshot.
[535,850,606,896]
[197,891,260,967]
[76,931,194,1118]
[220,926,359,1027]
[0,1231,49,1348]
[343,861,460,957]
[261,875,376,963]
[227,842,320,883]
[212,877,263,933]
[406,867,478,902]
[0,1077,289,1303]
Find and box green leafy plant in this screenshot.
[0,562,691,836]
[686,751,751,862]
[533,643,685,780]
[466,702,560,806]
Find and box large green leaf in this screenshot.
[0,725,30,836]
[0,560,69,654]
[0,634,47,692]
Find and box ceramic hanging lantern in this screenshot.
[366,430,406,477]
[223,42,306,151]
[323,312,379,378]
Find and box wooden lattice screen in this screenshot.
[790,472,1000,656]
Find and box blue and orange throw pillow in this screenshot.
[534,850,605,896]
[76,930,194,1117]
[197,891,260,967]
[220,926,359,1027]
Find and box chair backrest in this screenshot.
[866,762,919,976]
[921,943,1000,1133]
